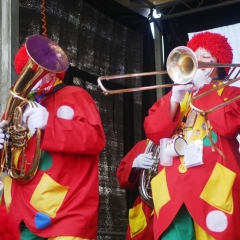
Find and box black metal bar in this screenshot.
[98,230,126,236]
[154,0,195,9]
[138,0,155,7]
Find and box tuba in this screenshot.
[0,35,69,183]
[138,140,160,208]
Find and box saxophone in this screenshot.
[138,140,160,208]
[0,35,69,183]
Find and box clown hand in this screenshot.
[171,84,194,103]
[0,120,7,149]
[23,103,49,137]
[132,153,154,169]
[192,69,212,90]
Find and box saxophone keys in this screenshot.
[178,163,188,173]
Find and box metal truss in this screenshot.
[116,0,240,20]
[154,0,240,20]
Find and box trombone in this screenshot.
[97,46,240,114]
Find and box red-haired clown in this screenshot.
[144,31,240,240]
[116,139,155,240]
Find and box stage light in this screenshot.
[153,9,161,19]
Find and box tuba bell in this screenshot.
[138,140,160,208]
[0,35,69,183]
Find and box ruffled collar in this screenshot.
[27,77,62,103]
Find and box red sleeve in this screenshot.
[42,87,106,154]
[116,140,148,190]
[144,91,181,145]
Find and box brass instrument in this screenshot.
[97,46,240,95]
[0,35,69,183]
[138,140,160,208]
[190,76,240,114]
[97,46,240,207]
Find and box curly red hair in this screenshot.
[187,31,233,74]
[14,44,66,80]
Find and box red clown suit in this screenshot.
[144,32,240,240]
[116,139,154,240]
[144,86,240,240]
[2,42,106,239]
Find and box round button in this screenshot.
[178,163,187,173]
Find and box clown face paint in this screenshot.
[195,48,218,78]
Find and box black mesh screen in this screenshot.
[19,0,155,238]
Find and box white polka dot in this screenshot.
[206,210,228,232]
[57,106,74,120]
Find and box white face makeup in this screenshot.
[42,73,54,84]
[31,80,42,90]
[31,73,56,91]
[195,48,218,77]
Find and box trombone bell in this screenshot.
[167,46,197,84]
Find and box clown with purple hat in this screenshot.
[0,35,106,240]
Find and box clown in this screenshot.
[144,32,240,240]
[0,37,106,240]
[116,139,154,240]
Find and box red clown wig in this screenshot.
[14,44,66,80]
[187,31,233,74]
